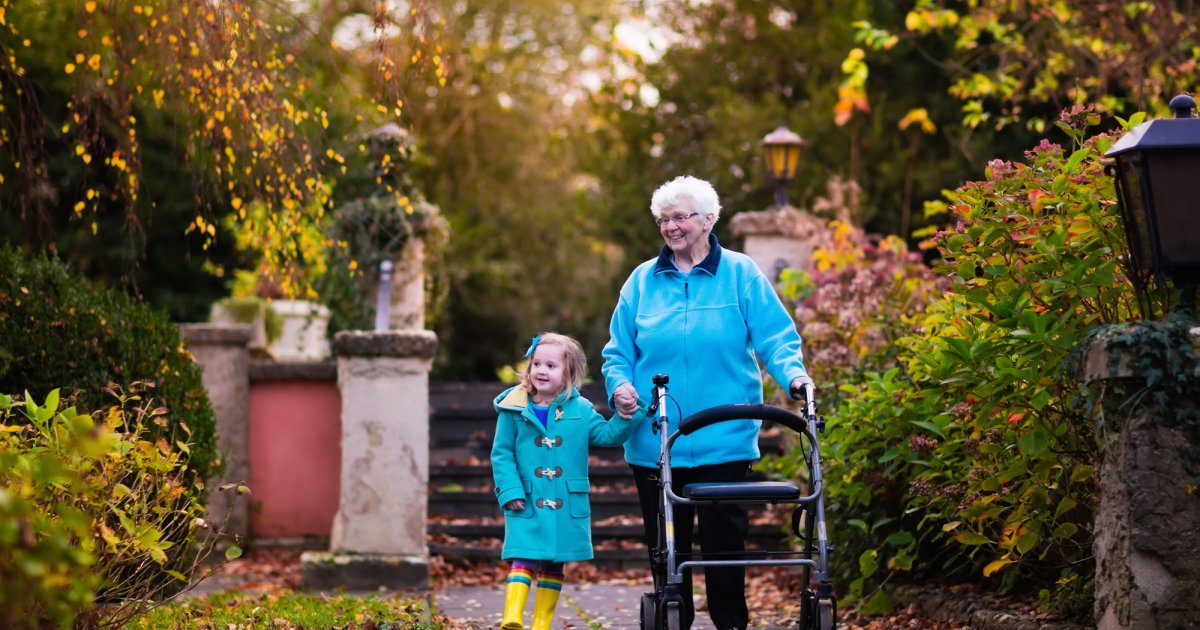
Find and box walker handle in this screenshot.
[677,404,808,438]
[789,379,817,419]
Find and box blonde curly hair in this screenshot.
[520,332,588,396]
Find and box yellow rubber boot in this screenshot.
[529,573,563,630]
[500,567,532,629]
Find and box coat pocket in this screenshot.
[565,477,591,518]
[504,479,535,519]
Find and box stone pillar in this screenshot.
[390,239,425,330]
[729,204,830,279]
[180,323,252,542]
[1085,331,1200,629]
[301,329,437,591]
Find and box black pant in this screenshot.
[632,460,751,630]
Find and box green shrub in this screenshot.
[0,247,217,481]
[1039,570,1094,622]
[813,107,1172,618]
[769,221,948,612]
[0,397,99,628]
[0,386,231,628]
[130,590,439,629]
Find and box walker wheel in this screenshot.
[817,597,835,630]
[639,592,656,630]
[663,600,681,630]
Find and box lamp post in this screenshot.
[1105,94,1200,313]
[761,125,804,208]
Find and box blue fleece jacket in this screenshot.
[601,234,808,468]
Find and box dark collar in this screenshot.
[654,233,722,276]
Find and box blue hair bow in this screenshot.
[524,335,541,357]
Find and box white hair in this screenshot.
[649,175,722,223]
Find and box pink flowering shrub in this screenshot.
[787,221,948,387]
[806,107,1167,616]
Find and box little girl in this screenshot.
[491,332,639,630]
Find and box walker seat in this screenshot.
[681,481,801,501]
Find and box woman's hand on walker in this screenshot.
[613,383,640,419]
[789,375,815,401]
[504,499,525,511]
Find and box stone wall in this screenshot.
[1083,333,1200,629]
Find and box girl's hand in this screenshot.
[504,499,525,511]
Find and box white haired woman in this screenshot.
[601,175,813,630]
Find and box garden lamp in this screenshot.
[1105,94,1200,312]
[761,125,804,208]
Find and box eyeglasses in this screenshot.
[654,212,700,227]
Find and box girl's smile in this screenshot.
[528,343,568,404]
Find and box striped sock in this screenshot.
[507,562,534,587]
[535,569,564,591]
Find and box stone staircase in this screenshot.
[427,382,795,568]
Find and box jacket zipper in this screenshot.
[682,277,690,422]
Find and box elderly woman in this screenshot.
[601,175,812,630]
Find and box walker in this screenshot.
[638,373,837,630]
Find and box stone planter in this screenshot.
[209,297,273,355]
[268,299,331,361]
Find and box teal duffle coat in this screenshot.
[491,385,638,562]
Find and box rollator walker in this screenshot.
[639,373,837,630]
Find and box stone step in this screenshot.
[429,543,649,570]
[430,490,642,520]
[430,421,789,463]
[430,522,791,541]
[431,463,633,488]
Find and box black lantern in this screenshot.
[1106,94,1200,311]
[761,125,804,208]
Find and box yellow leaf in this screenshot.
[982,557,1014,577]
[99,522,119,548]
